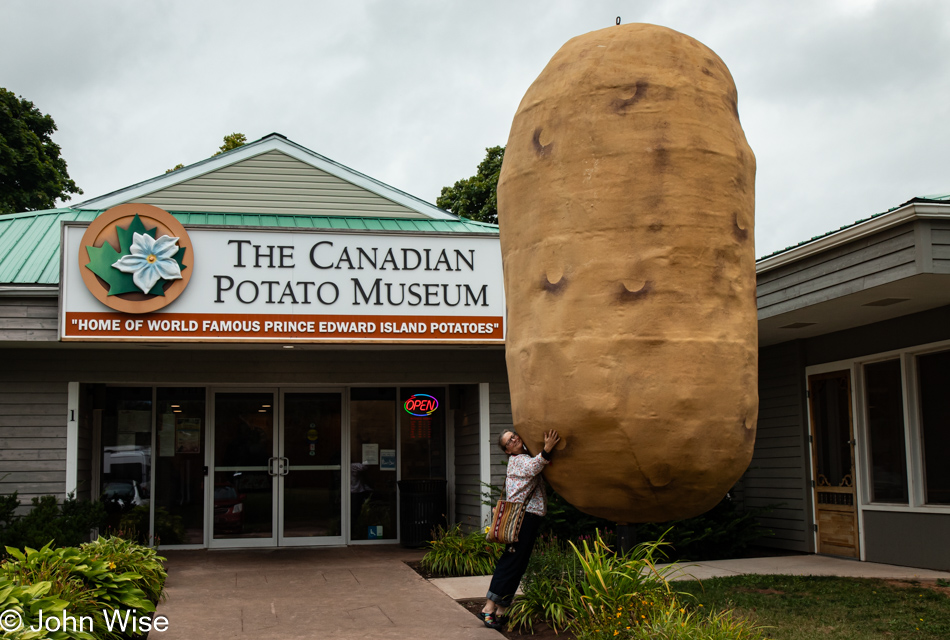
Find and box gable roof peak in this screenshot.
[74,134,456,220]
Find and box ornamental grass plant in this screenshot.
[503,530,765,640]
[421,523,503,577]
[506,534,579,633]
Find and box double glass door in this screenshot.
[211,389,344,547]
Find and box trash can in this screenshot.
[398,478,447,548]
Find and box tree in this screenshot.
[0,88,82,214]
[437,145,504,225]
[214,132,247,155]
[166,132,247,173]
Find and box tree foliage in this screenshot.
[166,132,247,173]
[0,88,82,214]
[215,132,247,155]
[436,145,504,224]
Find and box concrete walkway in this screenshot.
[155,546,500,640]
[154,547,950,638]
[430,554,950,600]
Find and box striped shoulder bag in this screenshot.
[486,480,540,544]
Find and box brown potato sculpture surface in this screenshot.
[498,23,757,523]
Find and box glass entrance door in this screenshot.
[279,391,344,545]
[210,389,344,548]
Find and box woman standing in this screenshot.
[481,428,562,629]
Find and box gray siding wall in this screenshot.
[863,511,950,571]
[743,341,812,551]
[0,380,68,508]
[932,220,950,274]
[0,346,509,522]
[452,384,482,531]
[139,150,422,218]
[758,223,917,319]
[489,382,512,500]
[0,297,57,342]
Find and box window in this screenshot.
[350,387,397,541]
[98,387,152,533]
[155,387,206,544]
[864,360,908,503]
[918,350,950,505]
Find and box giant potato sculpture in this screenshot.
[498,23,757,523]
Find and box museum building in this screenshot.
[1,133,949,569]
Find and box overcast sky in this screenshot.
[2,0,948,258]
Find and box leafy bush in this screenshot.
[0,575,79,640]
[483,481,773,561]
[501,530,764,640]
[118,506,186,546]
[638,494,773,561]
[421,523,502,577]
[81,536,167,604]
[568,532,679,632]
[0,493,106,553]
[0,537,166,640]
[506,534,578,633]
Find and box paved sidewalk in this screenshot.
[154,547,950,638]
[155,546,501,640]
[430,554,950,600]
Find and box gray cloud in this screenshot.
[2,0,947,257]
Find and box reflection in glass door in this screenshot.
[211,389,345,547]
[212,391,276,546]
[279,391,344,545]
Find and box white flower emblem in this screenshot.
[112,232,183,294]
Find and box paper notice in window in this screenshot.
[362,443,379,465]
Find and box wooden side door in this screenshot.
[807,370,859,558]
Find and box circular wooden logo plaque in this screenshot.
[78,204,194,314]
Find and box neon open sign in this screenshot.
[404,394,439,416]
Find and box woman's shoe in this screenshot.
[479,612,502,629]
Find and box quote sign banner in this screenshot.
[60,205,505,343]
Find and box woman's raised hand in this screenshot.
[543,429,561,453]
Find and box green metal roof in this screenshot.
[0,208,499,286]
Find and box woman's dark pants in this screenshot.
[486,512,543,607]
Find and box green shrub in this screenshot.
[567,531,679,633]
[118,506,186,546]
[421,523,502,577]
[0,493,106,553]
[506,534,578,633]
[638,494,773,561]
[0,575,85,640]
[481,482,770,561]
[0,538,165,640]
[564,531,764,640]
[81,536,167,605]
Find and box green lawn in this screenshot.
[676,575,950,639]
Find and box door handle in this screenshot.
[280,457,290,476]
[268,457,277,476]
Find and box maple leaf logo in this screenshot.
[84,214,188,296]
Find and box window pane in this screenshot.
[864,360,908,503]
[100,387,152,533]
[350,387,397,541]
[918,350,950,505]
[400,387,446,481]
[155,387,205,544]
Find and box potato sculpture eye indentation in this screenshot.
[498,23,758,523]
